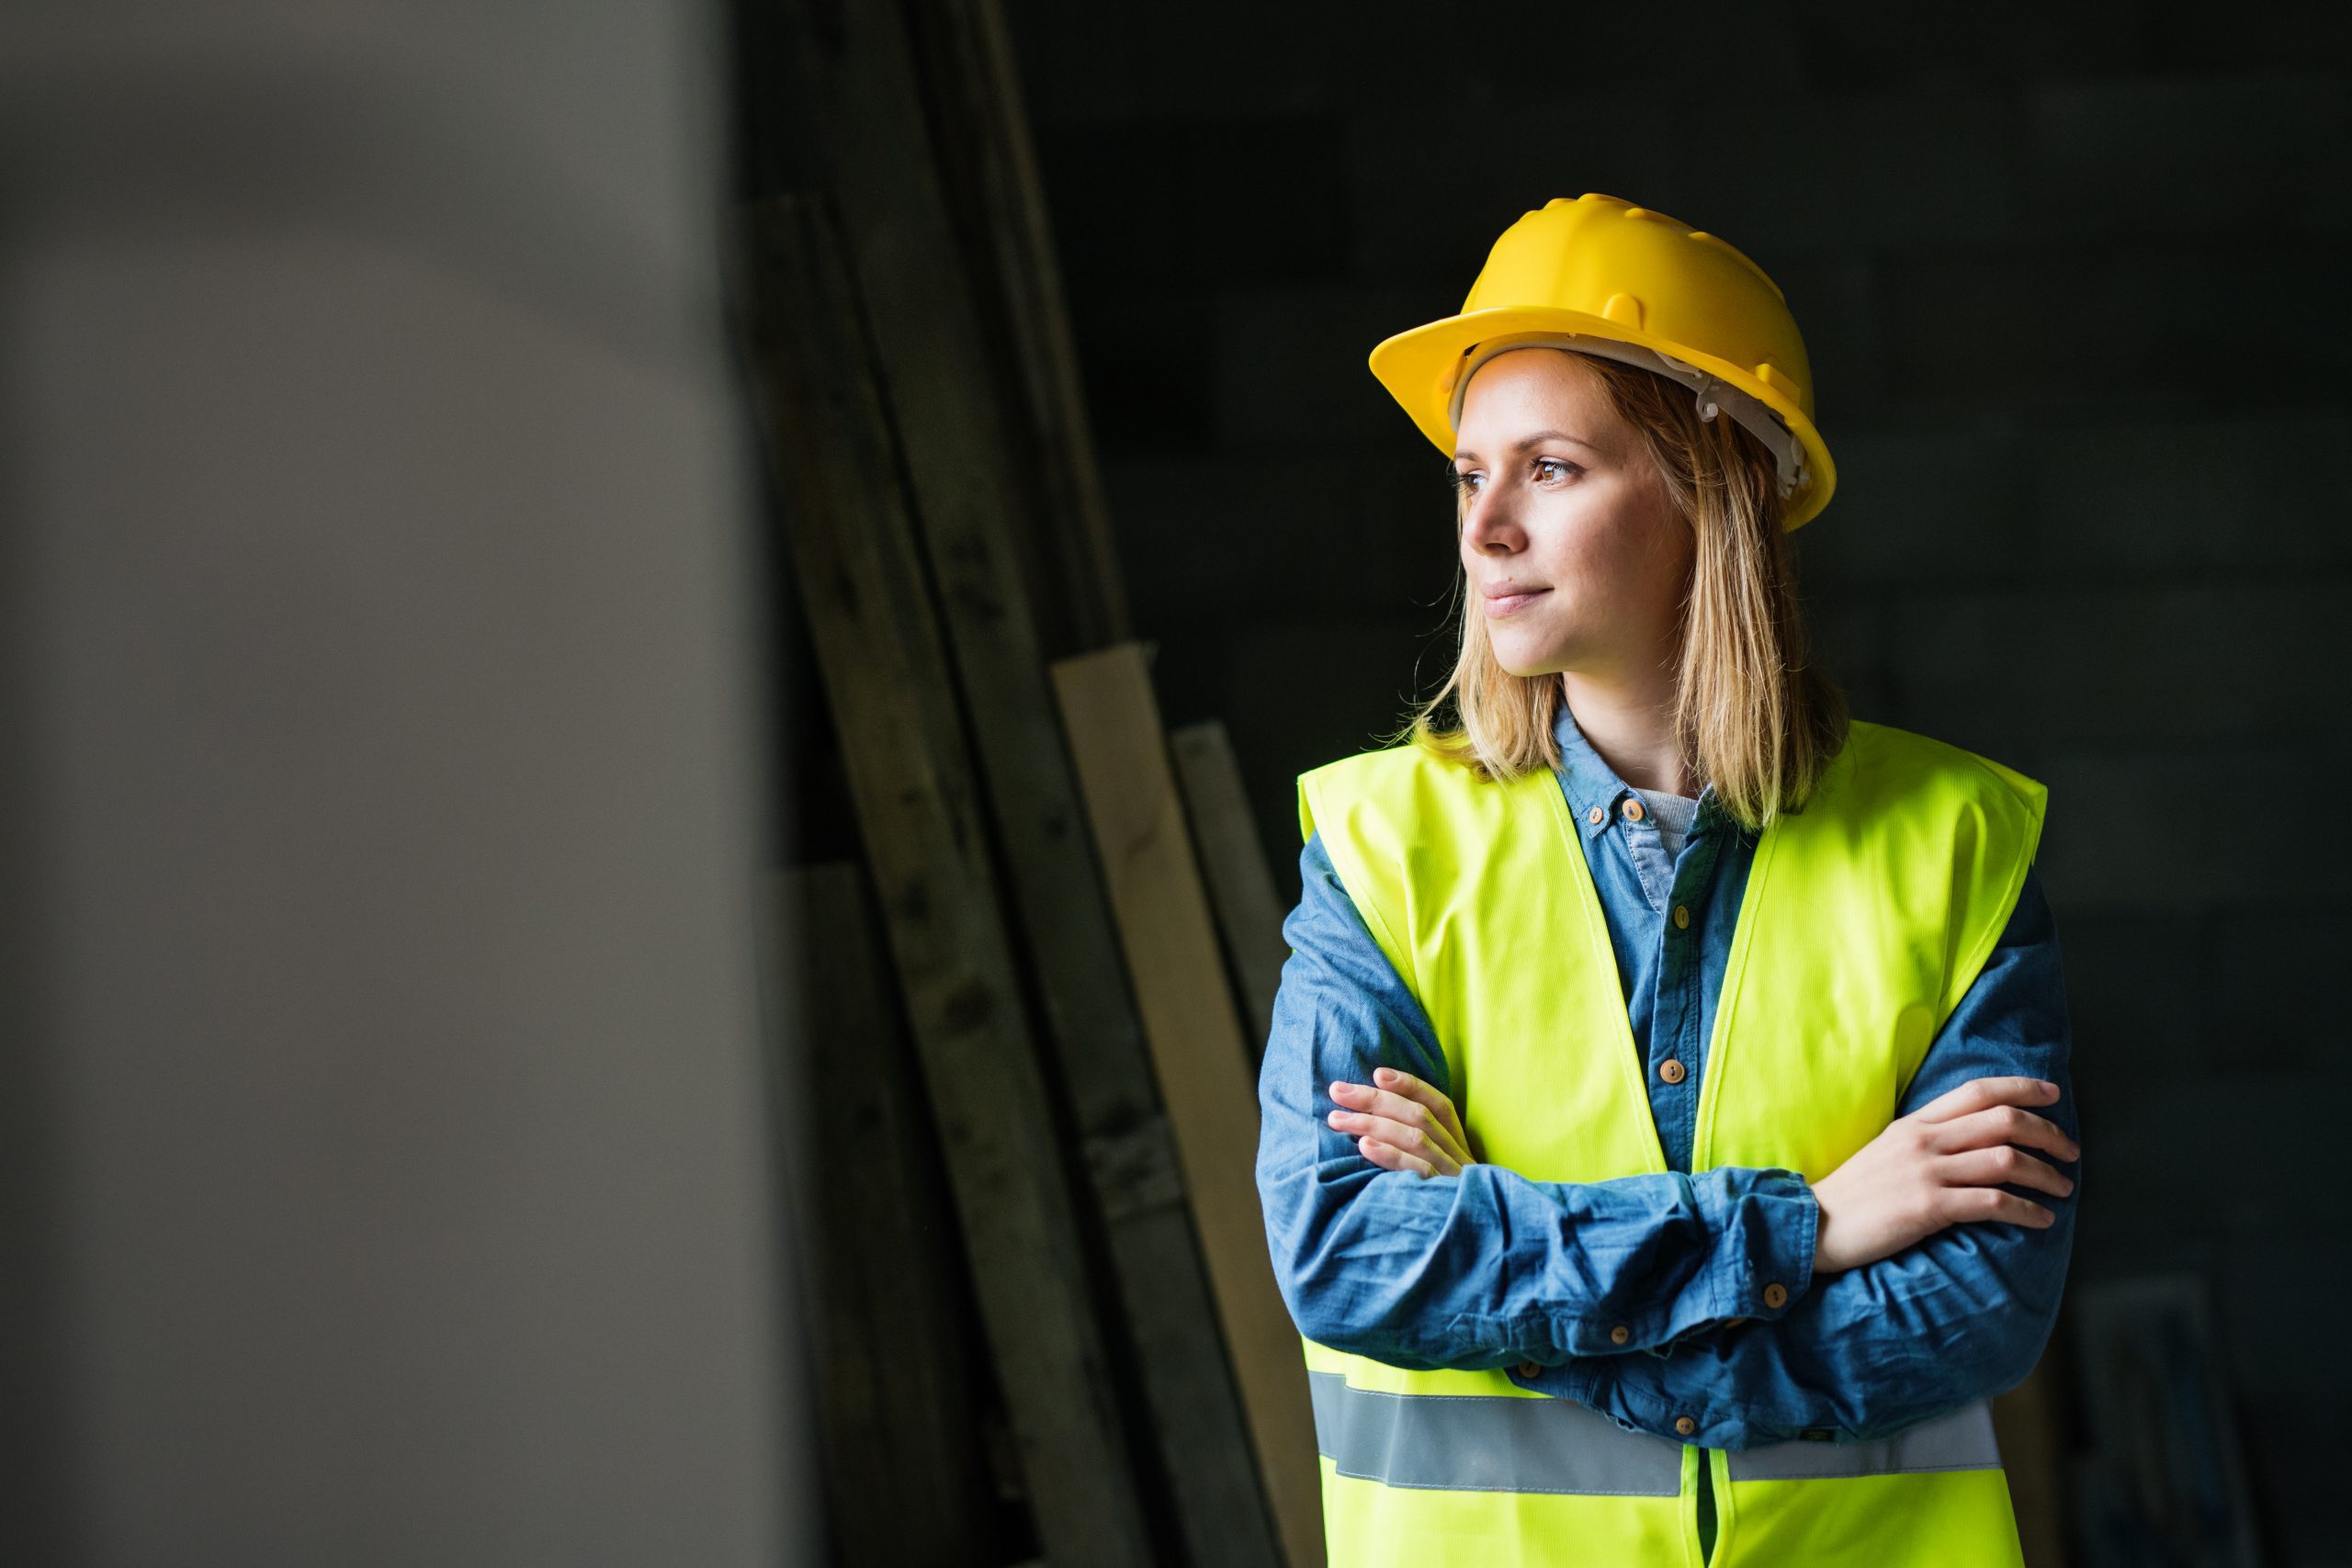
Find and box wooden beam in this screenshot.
[1052,644,1327,1568]
[907,0,1134,657]
[1169,720,1293,1069]
[765,863,1011,1567]
[738,192,1154,1566]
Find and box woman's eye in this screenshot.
[1448,460,1577,491]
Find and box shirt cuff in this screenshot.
[1521,1167,1822,1365]
[1645,1167,1818,1357]
[1724,1168,1818,1326]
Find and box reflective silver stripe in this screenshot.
[1726,1399,2003,1482]
[1307,1371,1683,1496]
[1309,1373,2004,1494]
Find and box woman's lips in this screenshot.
[1482,588,1550,617]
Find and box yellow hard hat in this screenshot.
[1368,193,1837,530]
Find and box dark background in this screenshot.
[1007,4,2352,1561]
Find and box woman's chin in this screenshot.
[1487,634,1566,680]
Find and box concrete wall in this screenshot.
[1009,5,2352,1562]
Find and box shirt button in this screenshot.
[1517,1360,1542,1379]
[1763,1282,1790,1309]
[1610,1325,1632,1345]
[1621,797,1645,821]
[1586,805,1606,826]
[1657,1058,1686,1085]
[1674,1416,1698,1438]
[1672,904,1691,930]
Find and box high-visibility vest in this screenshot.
[1294,717,2048,1568]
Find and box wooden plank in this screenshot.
[908,0,1133,658]
[765,863,1010,1568]
[737,192,1154,1567]
[1169,720,1293,1068]
[1052,645,1327,1568]
[758,6,1288,1562]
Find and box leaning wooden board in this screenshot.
[909,0,1135,659]
[740,193,1154,1566]
[766,863,1011,1567]
[1169,719,1294,1068]
[1052,644,1326,1568]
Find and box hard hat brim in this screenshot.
[1368,305,1838,530]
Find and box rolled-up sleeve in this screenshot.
[1254,832,1821,1371]
[1576,864,2081,1449]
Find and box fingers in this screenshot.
[1935,1182,2060,1229]
[1330,1077,1471,1168]
[1913,1075,2064,1124]
[1939,1144,2077,1202]
[1374,1066,1473,1152]
[1342,1068,1473,1156]
[1327,1104,1466,1177]
[1930,1103,2082,1165]
[1355,1134,1438,1179]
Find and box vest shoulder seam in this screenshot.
[1848,719,2046,810]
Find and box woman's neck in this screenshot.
[1559,671,1697,798]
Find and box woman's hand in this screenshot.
[1328,1067,1476,1178]
[1810,1076,2080,1274]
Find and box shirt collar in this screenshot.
[1550,698,1738,843]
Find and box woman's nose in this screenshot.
[1462,486,1521,552]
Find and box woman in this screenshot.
[1252,194,2081,1568]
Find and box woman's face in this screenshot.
[1451,348,1692,681]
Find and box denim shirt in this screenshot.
[1252,704,2081,1450]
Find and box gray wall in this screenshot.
[1010,4,2352,1562]
[1,5,808,1563]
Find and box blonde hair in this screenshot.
[1397,349,1848,834]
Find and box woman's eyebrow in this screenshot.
[1453,430,1601,460]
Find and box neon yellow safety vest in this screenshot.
[1294,717,2048,1568]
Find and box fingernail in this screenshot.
[2041,1081,2060,1097]
[1375,1067,1396,1084]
